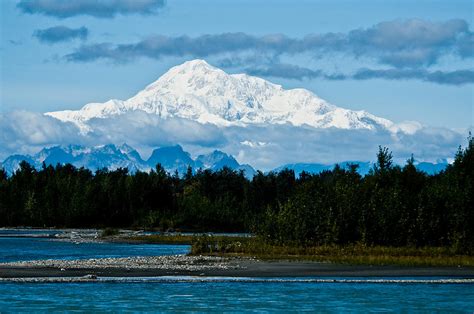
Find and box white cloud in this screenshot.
[240,140,269,148]
[0,111,83,158]
[389,121,423,135]
[0,111,465,170]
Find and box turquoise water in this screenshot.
[1,233,473,312]
[0,237,189,262]
[1,280,473,312]
[0,229,60,235]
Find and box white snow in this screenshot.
[46,59,398,132]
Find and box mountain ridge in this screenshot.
[1,143,447,177]
[0,144,256,178]
[45,59,413,133]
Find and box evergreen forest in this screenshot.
[1,137,472,253]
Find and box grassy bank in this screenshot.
[125,234,250,245]
[189,236,474,267]
[118,234,474,267]
[121,234,195,244]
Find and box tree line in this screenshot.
[0,137,472,252]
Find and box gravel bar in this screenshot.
[0,255,239,271]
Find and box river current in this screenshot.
[0,231,472,312]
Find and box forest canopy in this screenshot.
[0,137,472,253]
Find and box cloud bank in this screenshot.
[0,111,465,170]
[34,26,89,44]
[352,68,474,85]
[247,64,474,85]
[65,19,472,67]
[17,0,165,18]
[61,19,473,85]
[0,111,83,157]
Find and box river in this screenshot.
[0,230,472,312]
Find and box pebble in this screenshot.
[0,255,240,271]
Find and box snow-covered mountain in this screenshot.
[46,59,402,133]
[0,144,255,177]
[195,150,255,175]
[0,144,447,177]
[2,144,150,174]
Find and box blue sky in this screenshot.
[1,0,473,129]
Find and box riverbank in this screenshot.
[187,236,474,267]
[106,234,474,267]
[1,255,474,279]
[2,228,473,268]
[0,228,248,244]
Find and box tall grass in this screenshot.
[189,236,474,267]
[127,234,250,245]
[128,234,195,244]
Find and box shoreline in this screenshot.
[2,276,474,284]
[1,256,474,279]
[2,229,473,276]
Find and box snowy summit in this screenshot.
[46,59,400,132]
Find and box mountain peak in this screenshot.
[196,150,239,170]
[1,143,256,178]
[150,144,186,154]
[148,145,194,171]
[151,59,220,85]
[177,59,214,70]
[46,59,396,132]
